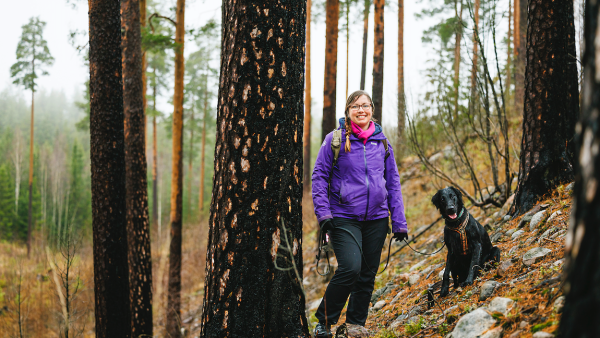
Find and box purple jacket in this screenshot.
[312,119,408,233]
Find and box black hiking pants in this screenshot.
[315,217,389,326]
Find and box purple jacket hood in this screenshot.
[311,118,408,233]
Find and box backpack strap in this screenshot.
[382,139,390,160]
[331,129,342,167]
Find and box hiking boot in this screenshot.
[314,322,332,338]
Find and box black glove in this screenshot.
[393,232,408,243]
[319,219,334,243]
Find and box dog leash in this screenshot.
[403,239,446,256]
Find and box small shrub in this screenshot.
[404,317,425,335]
[531,321,555,333]
[374,329,397,338]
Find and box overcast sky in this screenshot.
[0,0,465,127]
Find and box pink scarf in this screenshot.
[350,121,375,144]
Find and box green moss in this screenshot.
[531,321,555,333]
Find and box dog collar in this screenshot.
[445,209,470,255]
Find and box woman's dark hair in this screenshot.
[343,90,375,152]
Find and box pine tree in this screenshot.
[322,0,340,141]
[0,164,15,240]
[10,16,54,257]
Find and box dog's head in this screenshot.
[431,187,464,220]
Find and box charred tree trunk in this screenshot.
[322,0,340,141]
[372,0,384,123]
[140,0,147,146]
[121,0,153,336]
[397,0,404,161]
[561,2,600,334]
[514,0,527,114]
[303,0,312,193]
[360,0,370,90]
[200,1,309,336]
[88,0,131,336]
[166,0,185,336]
[510,0,579,216]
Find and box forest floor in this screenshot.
[301,154,571,338]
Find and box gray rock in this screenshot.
[371,281,396,303]
[497,260,513,277]
[511,230,525,240]
[479,281,500,301]
[481,327,503,338]
[492,211,499,219]
[444,305,459,314]
[346,323,372,337]
[390,314,408,329]
[372,300,386,311]
[487,297,514,315]
[525,237,537,246]
[565,182,574,192]
[553,259,564,267]
[450,308,496,338]
[505,228,517,236]
[508,330,523,338]
[518,215,533,228]
[554,296,565,313]
[503,215,511,222]
[408,274,420,286]
[389,290,406,306]
[532,332,554,338]
[530,210,549,231]
[429,152,443,163]
[519,321,529,329]
[508,246,518,256]
[523,247,552,265]
[408,305,425,317]
[547,210,562,223]
[551,230,566,239]
[490,232,504,243]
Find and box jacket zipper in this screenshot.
[363,143,369,220]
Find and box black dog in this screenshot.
[432,187,501,297]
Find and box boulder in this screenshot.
[523,247,552,266]
[481,327,503,338]
[499,194,515,218]
[508,331,523,338]
[371,281,396,303]
[530,210,549,231]
[487,297,514,315]
[553,259,564,267]
[346,323,372,337]
[479,281,500,301]
[490,232,504,243]
[547,210,562,223]
[511,230,525,241]
[519,321,529,329]
[372,300,386,311]
[505,229,517,237]
[497,260,513,277]
[408,274,420,286]
[450,308,496,338]
[532,332,554,338]
[554,296,565,313]
[525,237,537,246]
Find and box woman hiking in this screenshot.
[312,90,408,337]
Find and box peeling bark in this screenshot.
[510,0,579,215]
[322,0,339,141]
[88,0,131,335]
[121,0,153,335]
[200,1,309,336]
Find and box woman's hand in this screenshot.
[392,232,408,242]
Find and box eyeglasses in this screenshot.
[349,104,372,111]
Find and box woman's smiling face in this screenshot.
[348,95,373,130]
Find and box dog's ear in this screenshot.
[431,190,442,209]
[450,187,463,205]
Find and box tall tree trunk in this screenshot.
[200,1,309,336]
[453,0,463,118]
[140,0,147,146]
[166,0,185,336]
[397,0,404,162]
[322,0,340,141]
[187,105,195,220]
[303,0,312,193]
[469,0,480,114]
[514,0,527,114]
[372,0,384,123]
[510,0,579,216]
[121,0,153,335]
[152,67,158,231]
[199,84,207,214]
[360,0,371,90]
[27,88,34,258]
[345,0,350,99]
[505,0,512,100]
[88,0,131,336]
[561,1,600,333]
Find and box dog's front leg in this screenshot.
[440,251,454,297]
[462,242,482,286]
